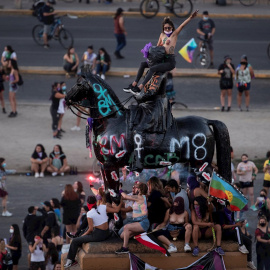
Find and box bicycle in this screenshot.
[140,0,193,19]
[238,0,257,6]
[32,15,76,49]
[193,37,211,69]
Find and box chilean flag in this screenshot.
[134,232,170,257]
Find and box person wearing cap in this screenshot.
[114,8,127,59]
[81,45,97,72]
[235,55,255,111]
[42,0,57,49]
[218,55,235,112]
[197,11,215,67]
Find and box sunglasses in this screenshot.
[164,26,172,30]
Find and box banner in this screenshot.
[178,38,197,63]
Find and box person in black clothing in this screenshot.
[147,177,168,230]
[50,82,65,139]
[218,55,235,112]
[30,144,48,178]
[0,66,6,114]
[40,201,59,246]
[197,11,215,67]
[23,206,44,244]
[42,0,57,49]
[5,224,22,270]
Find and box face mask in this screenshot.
[164,30,173,37]
[9,229,14,234]
[62,86,67,90]
[54,151,60,155]
[2,163,6,168]
[260,194,266,199]
[203,16,208,20]
[260,223,266,227]
[243,160,248,163]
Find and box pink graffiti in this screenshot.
[111,171,119,181]
[99,134,126,156]
[108,189,116,197]
[199,162,208,172]
[114,213,119,222]
[115,150,126,158]
[202,172,211,181]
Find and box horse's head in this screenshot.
[66,67,125,119]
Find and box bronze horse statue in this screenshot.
[66,69,232,192]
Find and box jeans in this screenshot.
[96,63,109,75]
[50,106,59,132]
[67,228,110,260]
[115,33,126,53]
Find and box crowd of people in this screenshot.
[3,149,270,269]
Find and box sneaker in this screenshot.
[35,172,40,178]
[130,86,141,95]
[250,205,257,211]
[215,246,225,256]
[52,172,58,177]
[53,134,61,139]
[247,261,257,270]
[39,172,44,178]
[167,243,177,253]
[123,84,134,93]
[8,112,15,118]
[239,245,249,254]
[115,247,129,254]
[101,74,105,80]
[184,244,192,253]
[64,259,78,268]
[192,246,199,256]
[61,172,64,176]
[44,44,49,49]
[60,128,66,133]
[71,126,80,131]
[2,211,12,217]
[66,232,77,239]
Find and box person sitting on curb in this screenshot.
[31,144,48,178]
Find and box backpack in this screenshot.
[36,4,45,22]
[17,74,23,86]
[51,154,65,169]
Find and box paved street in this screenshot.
[0,16,270,70]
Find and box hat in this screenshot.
[203,11,209,15]
[241,54,248,61]
[224,55,232,61]
[42,201,51,207]
[116,7,124,13]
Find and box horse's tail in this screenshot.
[207,120,232,182]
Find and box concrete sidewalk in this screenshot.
[1,0,270,18]
[0,102,268,173]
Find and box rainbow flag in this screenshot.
[209,172,248,211]
[178,38,197,63]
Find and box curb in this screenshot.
[20,66,270,79]
[1,9,270,19]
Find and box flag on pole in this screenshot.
[209,172,248,211]
[178,38,197,63]
[134,232,170,256]
[129,251,226,270]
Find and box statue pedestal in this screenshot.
[61,238,247,270]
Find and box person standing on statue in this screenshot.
[123,10,198,95]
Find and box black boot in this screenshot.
[114,51,121,59]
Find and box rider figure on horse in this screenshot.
[123,10,198,96]
[126,11,198,173]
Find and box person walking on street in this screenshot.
[218,55,235,112]
[197,11,215,68]
[114,8,127,59]
[43,0,57,49]
[236,55,254,111]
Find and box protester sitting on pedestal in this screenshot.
[64,195,122,268]
[47,145,70,176]
[154,196,192,254]
[115,183,149,254]
[217,202,256,269]
[31,144,48,178]
[191,196,225,257]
